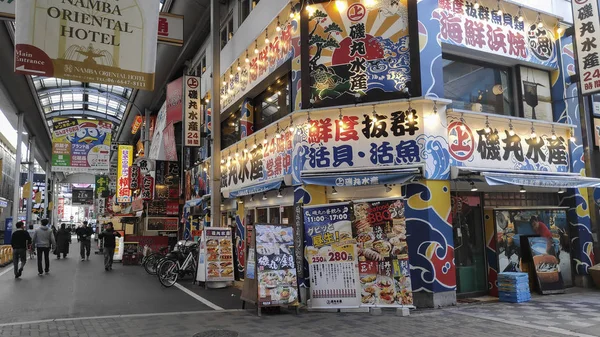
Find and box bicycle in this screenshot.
[156,241,198,287]
[143,246,169,275]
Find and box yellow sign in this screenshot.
[22,182,31,199]
[116,145,133,203]
[34,191,42,204]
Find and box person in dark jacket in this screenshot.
[55,223,72,259]
[32,219,56,276]
[11,221,32,278]
[98,222,121,271]
[76,221,93,261]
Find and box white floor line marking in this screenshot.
[0,310,245,327]
[174,282,225,311]
[0,266,14,278]
[454,310,597,337]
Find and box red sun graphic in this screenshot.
[331,35,384,66]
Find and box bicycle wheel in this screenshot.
[158,259,179,287]
[144,255,161,275]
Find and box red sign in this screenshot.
[131,115,143,134]
[163,123,178,161]
[347,3,366,21]
[141,175,155,201]
[448,121,475,161]
[166,77,183,125]
[58,198,64,220]
[158,17,169,36]
[166,201,179,216]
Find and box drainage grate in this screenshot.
[193,330,239,337]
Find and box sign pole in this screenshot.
[12,112,23,229]
[210,0,222,228]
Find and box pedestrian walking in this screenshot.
[98,222,121,271]
[11,221,32,279]
[26,224,36,259]
[76,221,93,261]
[55,223,71,259]
[32,219,56,276]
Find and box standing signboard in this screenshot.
[304,203,361,309]
[527,237,566,294]
[15,0,161,91]
[204,228,234,281]
[116,145,133,203]
[352,199,413,307]
[254,224,299,309]
[572,0,600,95]
[184,75,202,147]
[51,119,112,174]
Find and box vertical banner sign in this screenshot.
[97,197,106,216]
[129,164,141,190]
[15,0,160,90]
[166,77,183,125]
[304,203,361,309]
[205,227,235,281]
[57,198,64,220]
[131,115,143,134]
[255,224,299,307]
[184,75,201,147]
[51,119,112,173]
[352,199,413,307]
[141,175,155,200]
[116,145,133,203]
[95,175,108,197]
[572,0,600,95]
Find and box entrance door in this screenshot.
[452,194,487,296]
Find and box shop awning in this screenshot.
[301,166,421,187]
[451,167,600,188]
[224,178,284,198]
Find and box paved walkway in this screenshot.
[1,242,599,336]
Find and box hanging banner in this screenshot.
[116,145,133,203]
[135,157,155,175]
[166,77,183,125]
[352,199,413,307]
[163,122,178,161]
[51,118,112,174]
[255,224,299,307]
[57,197,64,220]
[572,0,600,95]
[97,197,106,216]
[447,111,570,172]
[149,103,167,160]
[141,175,155,200]
[131,115,143,135]
[184,75,201,147]
[129,165,141,190]
[15,0,161,90]
[157,13,184,46]
[304,203,361,309]
[95,175,109,198]
[433,0,558,68]
[205,227,235,281]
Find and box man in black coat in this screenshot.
[76,221,94,261]
[98,222,121,271]
[11,221,32,278]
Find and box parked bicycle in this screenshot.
[142,246,169,275]
[156,240,198,287]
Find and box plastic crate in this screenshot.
[498,272,529,282]
[499,291,531,303]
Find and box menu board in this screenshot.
[255,224,299,307]
[304,203,361,309]
[146,217,178,231]
[353,199,413,307]
[205,228,235,281]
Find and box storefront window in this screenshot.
[519,66,553,122]
[256,208,267,223]
[269,207,280,224]
[221,109,241,149]
[443,56,514,116]
[254,76,291,132]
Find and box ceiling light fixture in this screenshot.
[331,186,338,195]
[474,1,480,10]
[276,16,282,32]
[277,188,283,198]
[558,188,565,194]
[385,184,392,193]
[496,0,502,16]
[470,181,478,192]
[508,120,515,136]
[517,7,524,22]
[519,185,527,193]
[262,192,268,200]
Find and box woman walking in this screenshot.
[55,223,72,259]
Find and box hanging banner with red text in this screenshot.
[572,0,600,95]
[184,75,202,147]
[15,0,161,90]
[116,145,133,203]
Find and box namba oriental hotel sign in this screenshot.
[15,0,160,90]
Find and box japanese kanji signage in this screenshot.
[434,0,558,68]
[295,104,423,178]
[447,111,570,172]
[157,13,184,47]
[15,0,160,90]
[203,228,235,282]
[184,75,201,147]
[129,164,141,191]
[572,0,600,95]
[221,8,299,111]
[141,174,155,201]
[95,175,108,198]
[51,118,112,174]
[308,0,411,107]
[116,145,133,203]
[304,203,361,309]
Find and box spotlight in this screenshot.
[385,184,392,193]
[558,188,565,194]
[262,192,267,200]
[519,185,527,193]
[331,186,338,195]
[470,181,478,192]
